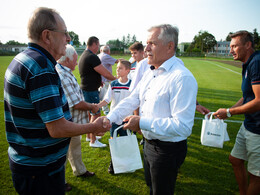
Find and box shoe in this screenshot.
[65,183,72,192]
[140,139,144,145]
[89,140,107,148]
[108,161,114,174]
[78,170,95,177]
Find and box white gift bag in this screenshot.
[201,112,229,148]
[109,125,143,174]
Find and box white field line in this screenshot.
[195,117,243,123]
[206,61,241,75]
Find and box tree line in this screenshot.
[1,29,260,53]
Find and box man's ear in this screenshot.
[168,41,174,50]
[65,57,70,64]
[245,41,252,50]
[41,29,51,45]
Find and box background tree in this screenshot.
[253,29,259,49]
[126,34,131,47]
[68,31,80,46]
[5,40,26,45]
[190,31,217,53]
[106,39,124,49]
[122,36,127,48]
[226,32,233,41]
[131,35,137,44]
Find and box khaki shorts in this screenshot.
[231,123,260,176]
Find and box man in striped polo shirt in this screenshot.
[4,7,109,195]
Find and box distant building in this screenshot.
[178,42,191,53]
[0,45,27,53]
[75,45,86,55]
[213,41,231,56]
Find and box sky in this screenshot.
[0,0,260,45]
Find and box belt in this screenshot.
[145,138,186,147]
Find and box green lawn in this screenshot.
[0,55,243,194]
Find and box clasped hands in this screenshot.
[92,115,141,136]
[102,115,141,132]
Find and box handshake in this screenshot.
[92,115,142,136]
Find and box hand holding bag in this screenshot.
[109,125,143,174]
[200,112,228,148]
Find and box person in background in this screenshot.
[128,42,144,80]
[214,30,260,195]
[104,24,198,194]
[97,59,132,174]
[78,36,116,148]
[56,45,98,191]
[4,7,110,195]
[98,45,118,115]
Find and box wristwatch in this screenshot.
[226,108,232,117]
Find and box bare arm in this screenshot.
[230,85,260,115]
[73,101,99,114]
[231,97,244,108]
[98,100,109,109]
[214,85,260,119]
[46,116,110,138]
[94,64,116,81]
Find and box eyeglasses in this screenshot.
[48,29,70,37]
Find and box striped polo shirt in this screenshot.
[4,43,71,175]
[103,79,131,112]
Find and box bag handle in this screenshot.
[204,112,224,123]
[112,125,131,139]
[205,112,214,121]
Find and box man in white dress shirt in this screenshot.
[104,24,198,194]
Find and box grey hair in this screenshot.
[58,44,77,62]
[148,24,179,50]
[100,45,110,53]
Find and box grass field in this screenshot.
[0,55,244,194]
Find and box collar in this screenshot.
[157,55,178,72]
[243,51,260,67]
[87,49,94,54]
[28,43,57,65]
[57,63,72,72]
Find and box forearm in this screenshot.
[98,100,109,108]
[46,118,96,138]
[107,91,140,124]
[230,98,260,115]
[73,101,92,111]
[103,72,116,81]
[231,97,244,108]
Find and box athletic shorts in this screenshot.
[82,90,100,115]
[231,123,260,176]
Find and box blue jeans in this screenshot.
[12,166,65,195]
[82,90,100,114]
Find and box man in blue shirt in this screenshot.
[214,31,260,195]
[4,7,110,195]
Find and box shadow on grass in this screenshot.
[175,121,239,194]
[197,87,241,107]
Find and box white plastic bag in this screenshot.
[109,125,143,174]
[201,112,229,148]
